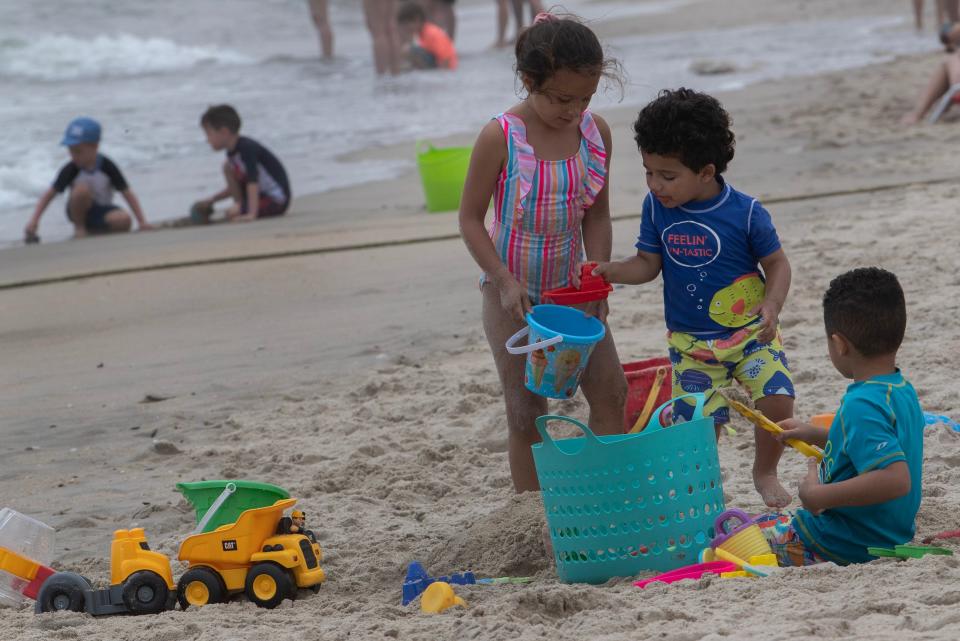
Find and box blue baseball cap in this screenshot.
[61,117,101,146]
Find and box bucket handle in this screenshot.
[193,482,237,534]
[415,140,435,157]
[641,392,706,435]
[714,508,753,536]
[504,327,564,355]
[534,415,602,455]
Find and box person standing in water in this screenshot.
[363,0,401,74]
[425,0,456,40]
[307,0,334,60]
[495,0,544,47]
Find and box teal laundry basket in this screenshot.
[532,393,725,584]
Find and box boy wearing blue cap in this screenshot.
[24,117,151,242]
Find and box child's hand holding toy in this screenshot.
[493,270,532,323]
[776,418,828,449]
[560,262,611,322]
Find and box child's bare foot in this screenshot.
[900,112,922,127]
[754,472,791,509]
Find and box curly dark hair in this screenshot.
[633,88,735,174]
[515,13,621,92]
[823,267,906,357]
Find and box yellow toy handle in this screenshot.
[727,399,824,461]
[713,547,771,577]
[628,366,668,434]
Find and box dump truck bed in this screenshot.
[178,499,296,566]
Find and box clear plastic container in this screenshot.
[0,508,55,608]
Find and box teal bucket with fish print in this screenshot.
[504,304,605,399]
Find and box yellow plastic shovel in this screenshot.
[628,366,668,434]
[726,399,824,461]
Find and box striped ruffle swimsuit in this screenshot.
[487,111,607,304]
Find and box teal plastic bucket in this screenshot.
[504,304,606,399]
[532,393,725,584]
[416,142,471,213]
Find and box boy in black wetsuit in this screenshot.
[195,105,291,223]
[25,116,152,242]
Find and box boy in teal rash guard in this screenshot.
[764,267,924,566]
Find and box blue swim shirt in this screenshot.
[794,369,924,564]
[635,177,781,337]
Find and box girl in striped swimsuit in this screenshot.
[459,13,627,492]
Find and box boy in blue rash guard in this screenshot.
[594,88,795,508]
[759,267,924,566]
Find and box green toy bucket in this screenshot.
[532,393,725,584]
[176,480,289,533]
[416,141,471,213]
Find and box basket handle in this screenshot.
[641,392,706,435]
[714,508,753,536]
[534,415,602,455]
[504,326,563,355]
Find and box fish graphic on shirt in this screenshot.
[708,273,766,328]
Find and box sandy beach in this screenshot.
[3,0,960,639]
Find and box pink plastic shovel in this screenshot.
[633,561,739,589]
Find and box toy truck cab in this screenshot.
[36,528,176,615]
[177,498,325,609]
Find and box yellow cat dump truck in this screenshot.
[176,498,325,609]
[3,487,324,615]
[34,528,176,615]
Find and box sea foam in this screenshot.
[0,33,253,81]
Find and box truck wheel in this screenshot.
[177,567,226,609]
[244,563,292,609]
[121,570,170,614]
[36,572,88,613]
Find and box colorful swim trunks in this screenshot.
[755,513,826,567]
[667,321,794,425]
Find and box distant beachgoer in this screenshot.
[494,0,544,47]
[397,2,458,70]
[914,0,960,31]
[363,0,401,75]
[307,0,334,60]
[24,117,152,242]
[938,2,960,52]
[459,13,626,492]
[194,105,291,223]
[425,0,456,40]
[900,51,960,124]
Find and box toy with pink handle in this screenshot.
[633,561,738,589]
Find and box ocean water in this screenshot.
[0,0,936,244]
